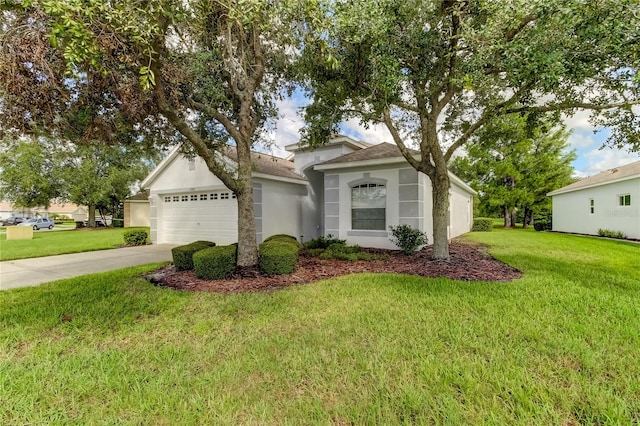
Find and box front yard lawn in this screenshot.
[0,229,638,424]
[0,227,149,261]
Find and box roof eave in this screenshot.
[548,174,640,196]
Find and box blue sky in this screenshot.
[270,93,640,179]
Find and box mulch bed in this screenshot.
[148,241,522,293]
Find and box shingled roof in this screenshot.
[223,146,306,182]
[319,142,418,165]
[549,160,640,195]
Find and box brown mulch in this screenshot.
[148,241,522,293]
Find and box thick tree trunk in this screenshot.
[503,205,510,227]
[522,207,531,228]
[88,204,96,228]
[235,141,259,267]
[431,170,451,260]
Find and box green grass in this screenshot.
[1,229,639,424]
[0,227,149,261]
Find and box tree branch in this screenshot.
[189,99,243,142]
[382,109,429,174]
[505,100,640,115]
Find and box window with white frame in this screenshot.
[181,195,188,202]
[173,196,179,202]
[190,194,198,201]
[200,194,207,201]
[351,183,386,230]
[164,196,171,203]
[619,194,631,206]
[220,192,229,199]
[589,198,594,214]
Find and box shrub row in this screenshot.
[303,234,346,250]
[194,244,237,279]
[123,229,149,246]
[471,218,493,232]
[533,220,552,232]
[172,240,216,271]
[598,228,627,239]
[259,237,300,275]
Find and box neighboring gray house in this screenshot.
[548,160,640,239]
[141,136,476,249]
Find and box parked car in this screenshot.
[0,216,25,226]
[18,217,55,230]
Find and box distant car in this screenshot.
[0,216,25,226]
[18,217,55,230]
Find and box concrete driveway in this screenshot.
[0,244,176,290]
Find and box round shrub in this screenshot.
[259,240,299,275]
[264,234,299,245]
[471,218,493,232]
[123,229,149,246]
[193,245,237,280]
[172,240,216,271]
[389,224,428,255]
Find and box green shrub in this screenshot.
[472,218,493,232]
[172,240,216,271]
[597,229,627,239]
[303,234,346,250]
[264,234,299,244]
[112,219,124,228]
[389,224,428,255]
[193,245,237,279]
[316,243,389,262]
[259,240,299,275]
[123,229,149,246]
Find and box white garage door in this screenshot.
[160,191,238,245]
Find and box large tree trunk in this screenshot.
[503,205,511,227]
[88,204,96,228]
[431,170,451,260]
[235,140,259,267]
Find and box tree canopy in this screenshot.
[301,0,640,259]
[450,115,576,227]
[0,0,315,265]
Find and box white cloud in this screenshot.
[578,148,640,177]
[561,109,595,132]
[568,130,598,150]
[340,118,392,144]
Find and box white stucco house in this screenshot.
[548,160,640,239]
[141,136,476,249]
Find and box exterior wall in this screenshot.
[449,180,474,239]
[552,178,640,239]
[292,144,358,174]
[326,165,403,249]
[420,173,435,244]
[124,201,150,227]
[258,178,307,243]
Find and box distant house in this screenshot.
[548,160,640,239]
[141,136,476,248]
[0,201,87,221]
[124,191,150,227]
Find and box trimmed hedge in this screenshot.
[123,229,149,246]
[259,240,299,275]
[193,245,237,279]
[303,235,346,250]
[472,218,493,232]
[264,234,299,244]
[172,240,216,271]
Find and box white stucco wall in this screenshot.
[258,178,306,242]
[552,178,640,239]
[449,180,474,239]
[128,201,150,227]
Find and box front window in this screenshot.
[351,183,386,230]
[619,194,631,206]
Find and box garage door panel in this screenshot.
[160,193,238,245]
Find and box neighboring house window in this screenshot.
[619,194,631,206]
[351,183,386,230]
[589,198,594,214]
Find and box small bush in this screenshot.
[598,229,627,239]
[471,218,493,232]
[303,234,346,250]
[264,234,299,244]
[172,240,216,271]
[193,245,237,279]
[389,224,428,255]
[259,240,299,275]
[316,243,389,262]
[112,219,124,228]
[123,229,148,246]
